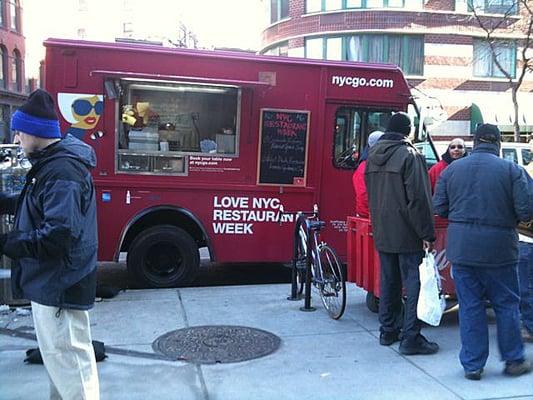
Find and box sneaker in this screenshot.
[464,368,483,381]
[379,331,400,346]
[503,359,532,377]
[521,328,533,343]
[399,334,439,355]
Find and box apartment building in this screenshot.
[260,0,533,140]
[0,0,25,142]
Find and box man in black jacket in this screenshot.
[0,90,99,399]
[365,112,438,355]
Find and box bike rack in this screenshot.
[287,214,316,312]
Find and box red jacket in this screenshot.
[428,159,449,193]
[352,160,369,217]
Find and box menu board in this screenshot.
[257,109,310,186]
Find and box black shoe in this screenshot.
[503,359,532,377]
[464,368,483,380]
[399,334,439,355]
[379,331,400,346]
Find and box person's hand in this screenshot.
[423,240,434,252]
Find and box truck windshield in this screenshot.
[333,107,392,169]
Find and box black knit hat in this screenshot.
[387,112,411,136]
[474,123,501,144]
[11,89,61,138]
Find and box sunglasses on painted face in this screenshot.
[449,145,464,150]
[72,99,103,116]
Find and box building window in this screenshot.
[78,0,88,11]
[123,22,133,35]
[264,41,289,56]
[468,0,518,14]
[347,35,423,75]
[0,46,5,89]
[306,34,423,75]
[473,40,516,78]
[10,49,21,92]
[306,0,404,12]
[271,0,289,23]
[9,0,19,32]
[0,0,4,27]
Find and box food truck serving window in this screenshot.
[116,80,240,175]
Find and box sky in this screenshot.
[23,0,268,79]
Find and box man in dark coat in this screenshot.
[434,123,532,380]
[0,89,100,399]
[365,112,438,355]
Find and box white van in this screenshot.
[418,141,532,169]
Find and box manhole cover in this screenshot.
[152,325,281,364]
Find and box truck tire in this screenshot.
[127,225,199,288]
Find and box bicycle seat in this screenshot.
[308,220,326,230]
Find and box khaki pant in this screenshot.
[31,302,99,400]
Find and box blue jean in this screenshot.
[378,251,424,342]
[518,241,533,332]
[453,264,524,372]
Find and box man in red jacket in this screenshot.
[352,130,384,217]
[428,138,466,193]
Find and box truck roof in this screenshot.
[43,37,408,78]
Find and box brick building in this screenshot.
[259,0,533,140]
[0,0,25,143]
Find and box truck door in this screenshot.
[319,103,394,258]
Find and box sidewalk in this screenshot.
[1,283,532,400]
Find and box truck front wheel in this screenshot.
[127,225,199,288]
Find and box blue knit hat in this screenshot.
[11,89,61,138]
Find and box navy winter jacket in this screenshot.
[433,143,532,267]
[0,135,98,309]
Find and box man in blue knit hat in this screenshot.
[0,89,100,399]
[434,123,532,380]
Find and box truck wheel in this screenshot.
[127,225,199,288]
[366,291,379,313]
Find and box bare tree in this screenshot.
[471,0,532,141]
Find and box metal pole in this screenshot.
[300,219,315,312]
[287,219,300,301]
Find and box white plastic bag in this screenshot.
[416,250,446,326]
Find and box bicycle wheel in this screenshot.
[294,223,308,295]
[317,244,346,319]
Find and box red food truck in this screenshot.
[43,38,437,288]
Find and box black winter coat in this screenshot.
[365,135,435,253]
[0,135,98,309]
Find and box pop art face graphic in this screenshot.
[58,93,103,140]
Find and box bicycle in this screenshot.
[280,205,346,320]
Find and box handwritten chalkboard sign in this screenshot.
[257,109,310,186]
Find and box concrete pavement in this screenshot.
[1,283,532,400]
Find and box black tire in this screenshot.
[366,291,379,313]
[317,244,346,320]
[293,222,308,295]
[127,225,199,288]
